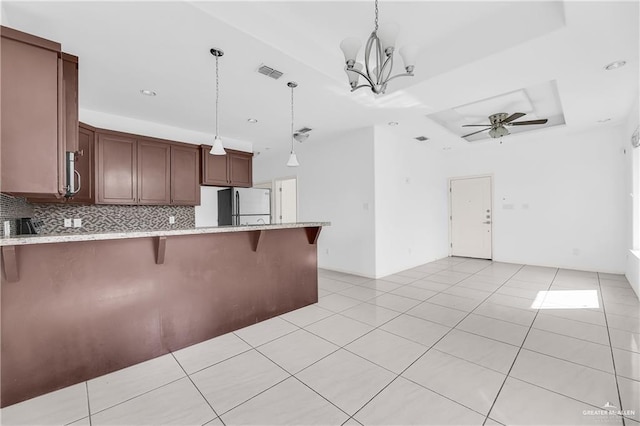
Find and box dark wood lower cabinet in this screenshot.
[0,227,319,407]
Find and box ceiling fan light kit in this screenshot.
[340,0,416,94]
[461,112,549,139]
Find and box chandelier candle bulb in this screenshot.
[376,22,400,55]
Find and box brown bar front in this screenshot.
[0,227,319,407]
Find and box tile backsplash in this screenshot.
[1,193,195,235]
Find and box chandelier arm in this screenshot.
[378,53,394,82]
[350,84,376,93]
[384,71,414,84]
[345,67,376,88]
[363,34,375,83]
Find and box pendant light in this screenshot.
[210,48,226,155]
[286,81,300,167]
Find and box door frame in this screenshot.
[447,174,494,259]
[254,175,298,224]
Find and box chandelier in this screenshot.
[340,0,418,94]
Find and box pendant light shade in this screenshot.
[287,81,299,167]
[210,47,226,156]
[210,136,225,155]
[286,152,300,167]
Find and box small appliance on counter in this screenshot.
[15,218,44,235]
[218,188,271,226]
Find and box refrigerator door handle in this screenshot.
[235,191,240,226]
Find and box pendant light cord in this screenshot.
[215,54,219,138]
[290,85,295,153]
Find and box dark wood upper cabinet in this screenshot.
[228,151,253,188]
[201,146,253,188]
[1,26,66,197]
[62,53,79,153]
[71,124,95,204]
[96,133,137,204]
[137,139,171,205]
[94,128,201,206]
[171,145,200,205]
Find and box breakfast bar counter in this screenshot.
[0,223,327,407]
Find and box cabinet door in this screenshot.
[62,53,79,153]
[171,145,200,205]
[138,139,171,205]
[228,151,253,188]
[201,146,229,186]
[70,126,94,203]
[1,31,62,196]
[96,133,137,204]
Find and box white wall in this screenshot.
[253,127,377,277]
[195,186,221,227]
[624,96,639,297]
[79,108,253,152]
[373,126,449,277]
[443,125,628,273]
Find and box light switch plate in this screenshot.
[73,218,82,228]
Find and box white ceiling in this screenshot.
[2,1,638,158]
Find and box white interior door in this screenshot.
[274,177,297,224]
[450,176,492,259]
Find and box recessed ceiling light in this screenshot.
[247,118,258,123]
[140,89,157,96]
[598,118,612,123]
[388,121,399,126]
[604,60,626,71]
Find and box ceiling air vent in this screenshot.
[415,136,429,141]
[257,64,283,80]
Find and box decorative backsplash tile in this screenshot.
[0,194,35,235]
[1,193,195,235]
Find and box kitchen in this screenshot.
[1,1,639,425]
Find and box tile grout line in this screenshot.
[85,382,92,426]
[345,261,530,423]
[169,352,223,425]
[597,272,627,426]
[483,267,560,425]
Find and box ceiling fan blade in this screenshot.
[462,128,490,138]
[508,119,549,126]
[502,112,526,123]
[462,124,492,127]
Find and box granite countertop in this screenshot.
[0,222,330,246]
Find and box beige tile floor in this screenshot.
[1,257,639,425]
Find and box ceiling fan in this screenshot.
[461,112,548,139]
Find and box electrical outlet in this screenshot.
[169,216,175,224]
[4,221,10,237]
[64,218,72,228]
[73,218,82,228]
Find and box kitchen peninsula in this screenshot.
[0,222,327,407]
